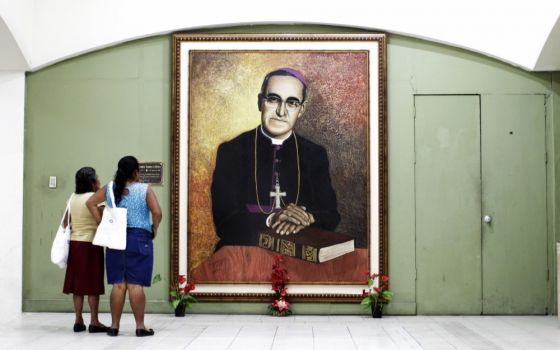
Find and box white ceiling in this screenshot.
[0,0,559,72]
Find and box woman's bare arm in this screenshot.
[146,185,162,239]
[86,185,107,225]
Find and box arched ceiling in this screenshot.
[1,0,559,72]
[0,17,27,70]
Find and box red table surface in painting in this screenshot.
[190,246,368,284]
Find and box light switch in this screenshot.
[49,176,57,189]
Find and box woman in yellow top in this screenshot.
[62,167,108,333]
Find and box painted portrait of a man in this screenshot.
[171,34,387,294]
[211,68,341,250]
[183,49,371,284]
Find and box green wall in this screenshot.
[387,36,557,315]
[23,26,560,314]
[552,71,560,315]
[23,36,172,312]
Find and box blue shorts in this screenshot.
[106,228,153,287]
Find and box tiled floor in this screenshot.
[1,313,560,349]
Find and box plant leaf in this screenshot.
[360,296,372,306]
[185,295,198,303]
[382,291,394,301]
[152,274,162,284]
[171,300,180,310]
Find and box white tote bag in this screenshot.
[92,181,127,250]
[50,194,74,269]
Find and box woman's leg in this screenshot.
[87,295,104,326]
[127,283,147,330]
[72,294,84,325]
[109,283,127,329]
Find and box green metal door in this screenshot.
[415,94,548,315]
[481,94,547,314]
[415,95,482,314]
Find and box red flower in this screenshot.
[373,287,382,294]
[270,255,289,293]
[269,255,292,315]
[185,282,196,293]
[177,274,187,284]
[178,287,186,293]
[272,298,289,311]
[381,276,390,282]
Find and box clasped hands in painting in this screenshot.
[271,203,315,235]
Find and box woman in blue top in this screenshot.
[87,156,162,337]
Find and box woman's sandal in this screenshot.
[106,327,119,337]
[88,324,109,333]
[73,323,86,332]
[136,328,155,337]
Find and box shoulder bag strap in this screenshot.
[60,193,74,227]
[108,181,117,208]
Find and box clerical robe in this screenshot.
[211,127,340,250]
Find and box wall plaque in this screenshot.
[139,162,163,185]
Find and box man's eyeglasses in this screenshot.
[264,95,303,111]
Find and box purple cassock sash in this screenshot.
[246,204,275,213]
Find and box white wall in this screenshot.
[0,17,29,70]
[0,0,33,69]
[0,0,557,71]
[0,71,25,320]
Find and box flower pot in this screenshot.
[270,309,291,317]
[174,303,186,317]
[371,303,383,318]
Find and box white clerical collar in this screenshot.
[260,125,292,145]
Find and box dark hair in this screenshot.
[75,167,97,194]
[258,68,308,109]
[113,156,139,205]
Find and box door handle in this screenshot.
[483,215,492,223]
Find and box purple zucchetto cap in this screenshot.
[259,67,309,103]
[276,67,307,88]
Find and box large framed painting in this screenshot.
[171,33,387,301]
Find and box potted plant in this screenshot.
[269,255,291,316]
[361,272,393,318]
[170,274,197,316]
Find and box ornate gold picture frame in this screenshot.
[171,33,387,302]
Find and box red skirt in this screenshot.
[63,241,105,295]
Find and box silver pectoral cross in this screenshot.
[270,177,286,209]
